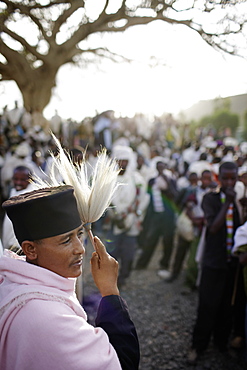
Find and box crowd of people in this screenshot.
[1,102,247,367]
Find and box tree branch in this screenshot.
[80,46,134,63]
[94,13,192,32]
[0,41,37,91]
[60,0,128,50]
[1,0,49,43]
[52,0,84,38]
[0,0,71,11]
[0,61,13,80]
[1,26,46,61]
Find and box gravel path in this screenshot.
[83,242,247,370]
[121,269,246,370]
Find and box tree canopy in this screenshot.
[1,0,247,114]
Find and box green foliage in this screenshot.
[213,97,231,112]
[197,109,239,136]
[242,111,247,141]
[212,110,239,135]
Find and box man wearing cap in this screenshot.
[0,185,139,370]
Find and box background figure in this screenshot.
[105,145,149,287]
[0,239,3,256]
[26,150,47,181]
[166,170,213,288]
[49,110,62,137]
[237,166,247,223]
[1,142,31,199]
[187,152,212,177]
[2,166,36,250]
[232,220,247,357]
[93,110,113,151]
[136,153,151,182]
[135,160,177,278]
[188,162,246,364]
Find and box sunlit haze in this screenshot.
[1,21,247,121]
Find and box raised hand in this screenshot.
[90,236,120,297]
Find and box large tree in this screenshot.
[0,0,247,114]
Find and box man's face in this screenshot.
[156,162,166,175]
[219,168,238,191]
[137,155,144,169]
[13,170,30,191]
[189,173,198,186]
[201,172,212,189]
[32,225,85,278]
[118,159,128,175]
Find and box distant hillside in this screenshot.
[179,93,247,124]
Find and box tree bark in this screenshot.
[17,67,57,113]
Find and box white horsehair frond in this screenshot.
[33,134,121,246]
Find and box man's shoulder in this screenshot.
[148,177,156,186]
[204,189,220,198]
[9,293,83,326]
[133,171,146,185]
[203,190,221,203]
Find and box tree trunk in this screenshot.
[16,65,58,114]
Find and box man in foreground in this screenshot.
[0,185,139,370]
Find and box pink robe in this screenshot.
[0,251,121,370]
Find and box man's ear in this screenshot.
[21,241,38,261]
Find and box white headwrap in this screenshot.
[111,145,136,172]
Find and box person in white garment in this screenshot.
[2,166,36,250]
[105,145,149,287]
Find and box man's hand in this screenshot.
[239,197,247,207]
[239,252,247,265]
[90,236,120,297]
[225,187,236,203]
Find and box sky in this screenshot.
[1,19,247,122]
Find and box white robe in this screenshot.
[2,183,38,250]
